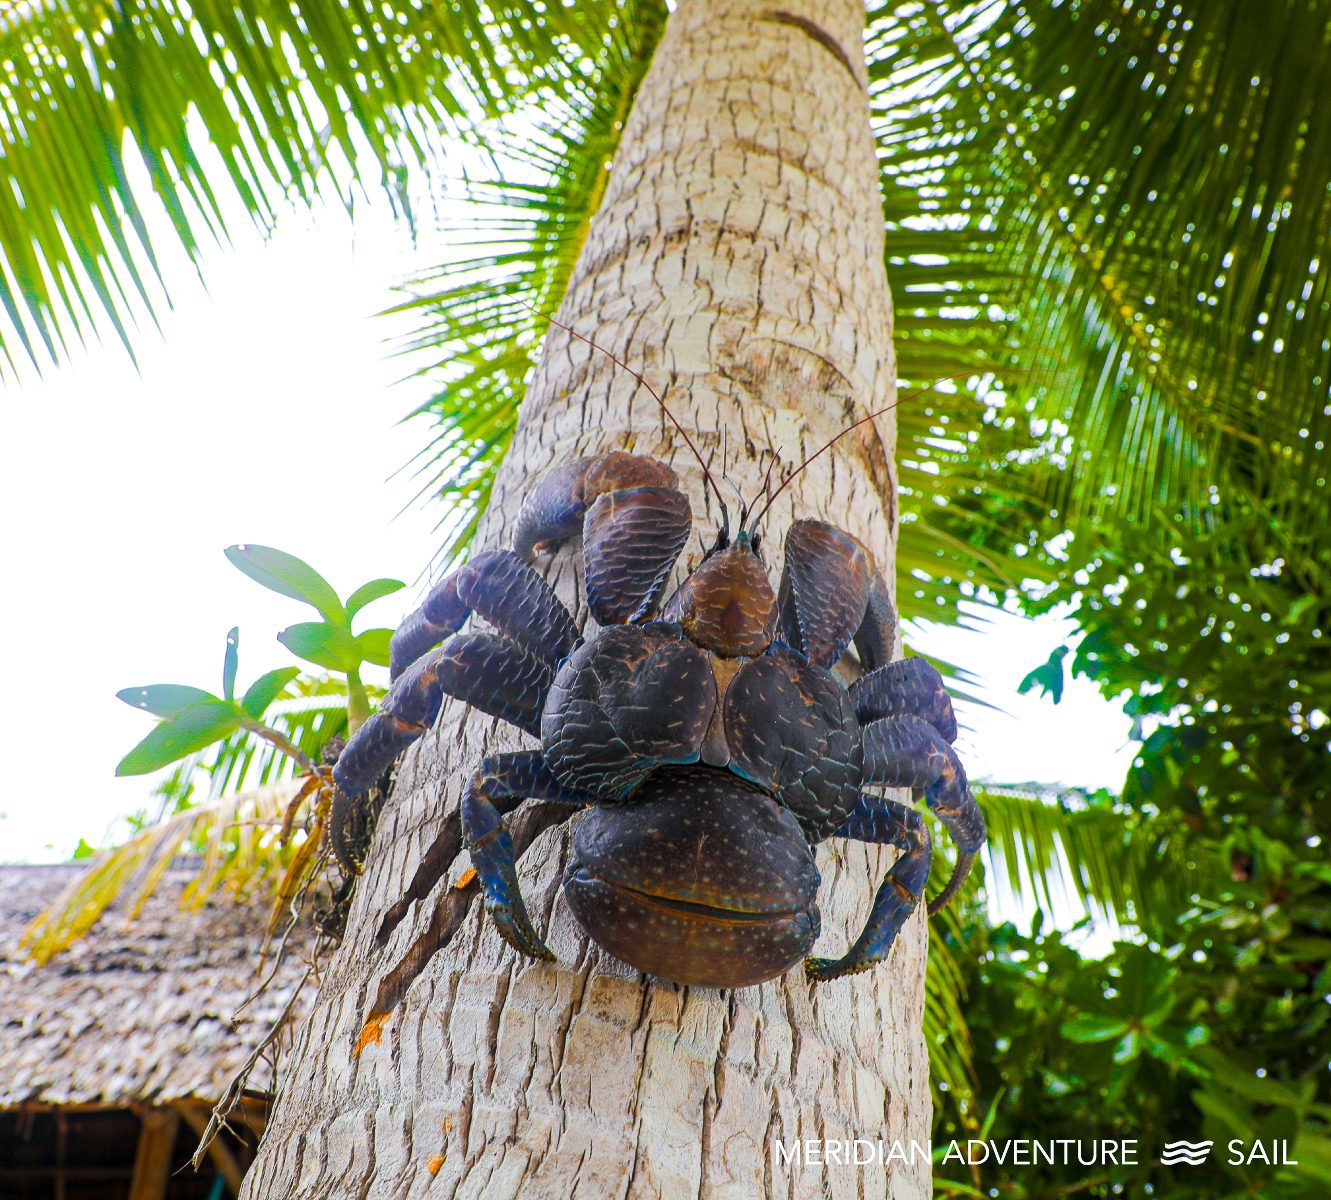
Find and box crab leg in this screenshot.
[461,751,594,961]
[390,549,578,680]
[513,451,692,626]
[333,633,553,801]
[862,714,985,915]
[805,793,932,981]
[850,656,958,742]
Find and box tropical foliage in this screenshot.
[0,0,600,371]
[22,546,394,963]
[5,0,1328,1195]
[933,536,1331,1194]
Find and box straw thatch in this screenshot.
[0,863,310,1109]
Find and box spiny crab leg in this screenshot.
[805,793,933,981]
[862,714,984,914]
[461,750,594,961]
[389,549,578,680]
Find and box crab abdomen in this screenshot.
[564,768,820,988]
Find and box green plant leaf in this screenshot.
[147,673,372,805]
[115,684,220,718]
[345,578,406,619]
[115,701,243,776]
[240,667,302,720]
[222,626,239,701]
[1193,1086,1254,1141]
[1017,646,1068,705]
[1060,1012,1131,1043]
[278,621,361,673]
[356,628,394,668]
[225,545,344,621]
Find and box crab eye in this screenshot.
[751,532,762,556]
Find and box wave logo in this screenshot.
[1160,1140,1214,1166]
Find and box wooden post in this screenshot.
[128,1105,181,1200]
[54,1111,67,1200]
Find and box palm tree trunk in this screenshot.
[240,0,927,1196]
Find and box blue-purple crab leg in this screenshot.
[513,451,692,626]
[805,793,933,981]
[461,750,594,961]
[333,548,577,857]
[775,520,898,672]
[390,549,578,680]
[862,714,984,914]
[850,656,958,743]
[333,633,555,802]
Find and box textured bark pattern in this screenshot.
[242,0,929,1195]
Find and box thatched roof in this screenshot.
[0,863,310,1109]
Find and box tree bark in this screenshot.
[241,0,928,1196]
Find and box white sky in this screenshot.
[0,190,1137,864]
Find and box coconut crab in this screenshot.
[333,408,982,989]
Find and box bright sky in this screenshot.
[0,189,1137,865]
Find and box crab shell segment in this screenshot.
[562,769,821,988]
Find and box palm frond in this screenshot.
[387,0,669,573]
[925,881,979,1122]
[0,0,594,375]
[976,782,1227,938]
[867,0,1331,573]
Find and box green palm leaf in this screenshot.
[387,0,669,572]
[976,782,1227,938]
[0,0,592,374]
[867,0,1331,573]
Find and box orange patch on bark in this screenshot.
[454,867,477,889]
[427,1155,446,1176]
[354,1010,391,1056]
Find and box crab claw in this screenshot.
[512,452,692,626]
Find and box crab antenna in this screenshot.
[747,369,1020,534]
[710,444,732,542]
[520,298,729,523]
[747,448,782,522]
[718,431,749,534]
